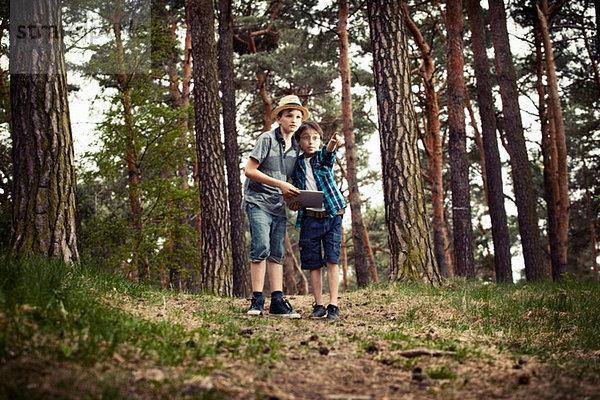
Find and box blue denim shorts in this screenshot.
[246,203,286,264]
[299,214,343,270]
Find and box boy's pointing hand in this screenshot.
[326,131,343,152]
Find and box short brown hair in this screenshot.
[294,121,324,142]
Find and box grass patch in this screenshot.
[426,365,457,380]
[384,279,600,360]
[0,257,280,368]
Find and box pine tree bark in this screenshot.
[465,0,512,282]
[404,4,451,278]
[536,0,569,280]
[446,0,474,278]
[10,0,78,262]
[283,233,308,295]
[341,228,349,290]
[338,0,370,287]
[534,28,561,280]
[363,223,379,283]
[190,0,233,295]
[366,0,440,285]
[218,0,249,297]
[488,0,548,281]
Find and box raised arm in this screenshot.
[326,131,343,153]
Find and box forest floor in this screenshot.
[1,262,600,399]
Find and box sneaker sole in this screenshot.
[268,313,301,319]
[247,310,263,316]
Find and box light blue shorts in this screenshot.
[246,203,286,264]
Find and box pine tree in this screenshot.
[446,0,474,278]
[465,0,512,282]
[190,0,233,295]
[366,0,440,284]
[218,0,249,297]
[488,0,548,281]
[10,0,78,262]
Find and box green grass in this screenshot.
[426,365,457,380]
[0,257,280,369]
[2,257,599,398]
[383,279,600,360]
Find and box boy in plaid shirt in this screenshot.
[289,121,346,320]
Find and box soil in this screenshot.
[3,288,599,400]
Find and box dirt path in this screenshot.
[112,289,599,400]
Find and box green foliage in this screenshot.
[69,0,200,286]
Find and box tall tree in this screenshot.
[218,0,249,297]
[113,2,147,278]
[465,0,512,282]
[488,0,548,281]
[190,0,233,295]
[446,0,474,278]
[366,0,440,285]
[338,0,370,287]
[403,4,452,278]
[10,0,78,262]
[151,0,195,290]
[535,0,569,280]
[534,25,561,281]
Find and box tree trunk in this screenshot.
[363,223,379,283]
[183,4,202,278]
[366,0,440,285]
[341,228,349,290]
[283,232,308,295]
[404,4,451,278]
[446,0,474,279]
[110,5,148,279]
[536,1,569,280]
[584,174,598,282]
[190,0,233,295]
[338,0,370,287]
[488,0,548,281]
[465,0,512,282]
[10,0,78,262]
[218,0,249,297]
[534,28,561,281]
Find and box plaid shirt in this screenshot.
[292,146,346,228]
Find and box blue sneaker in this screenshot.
[326,304,339,320]
[247,296,264,316]
[268,298,300,319]
[309,304,327,318]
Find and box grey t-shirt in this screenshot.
[242,127,299,217]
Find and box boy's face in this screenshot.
[298,128,322,157]
[276,109,304,135]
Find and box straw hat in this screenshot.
[271,95,310,121]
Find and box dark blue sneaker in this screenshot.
[309,304,327,318]
[268,298,300,319]
[326,304,339,320]
[247,296,264,316]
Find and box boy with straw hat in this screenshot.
[242,95,309,318]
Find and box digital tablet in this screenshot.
[293,190,324,208]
